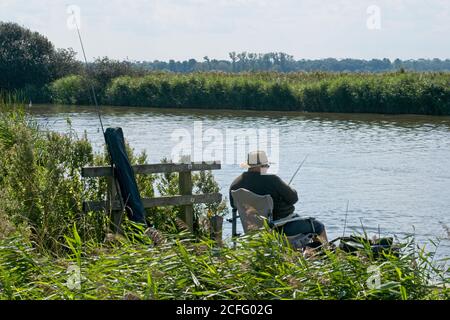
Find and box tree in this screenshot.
[0,22,53,90]
[50,48,82,80]
[87,56,139,100]
[229,52,237,72]
[203,56,211,70]
[0,22,80,91]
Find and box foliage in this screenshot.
[68,72,450,115]
[193,170,228,218]
[0,99,104,254]
[0,98,226,251]
[84,57,145,101]
[0,22,81,99]
[49,75,92,105]
[2,22,449,113]
[136,52,450,73]
[0,227,448,300]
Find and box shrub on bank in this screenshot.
[49,75,92,105]
[0,99,227,252]
[0,99,103,253]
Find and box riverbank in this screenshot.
[0,227,448,300]
[44,71,450,115]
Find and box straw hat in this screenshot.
[240,150,271,169]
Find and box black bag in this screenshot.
[338,236,398,257]
[104,127,146,224]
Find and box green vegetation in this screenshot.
[0,98,449,300]
[0,223,448,300]
[138,52,450,73]
[0,98,226,253]
[0,22,81,102]
[50,71,450,115]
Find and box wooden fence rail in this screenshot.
[82,161,222,233]
[82,162,221,177]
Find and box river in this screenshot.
[30,104,450,259]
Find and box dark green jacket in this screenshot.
[229,171,298,220]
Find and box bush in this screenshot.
[0,98,227,251]
[0,99,104,253]
[49,75,92,105]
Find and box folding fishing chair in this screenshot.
[230,188,319,249]
[230,188,274,236]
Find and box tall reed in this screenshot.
[47,72,450,115]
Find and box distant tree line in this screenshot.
[135,52,450,73]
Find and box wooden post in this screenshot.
[179,171,194,232]
[107,176,123,234]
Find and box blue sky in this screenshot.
[1,0,449,61]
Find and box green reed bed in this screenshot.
[0,225,448,300]
[49,72,450,115]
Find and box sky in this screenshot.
[1,0,449,61]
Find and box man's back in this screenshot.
[229,171,298,220]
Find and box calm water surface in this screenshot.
[30,105,450,259]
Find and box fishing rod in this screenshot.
[71,10,105,136]
[342,200,349,237]
[70,11,126,217]
[288,154,309,186]
[328,200,351,245]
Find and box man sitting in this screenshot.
[229,151,328,245]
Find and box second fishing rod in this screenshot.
[288,154,309,186]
